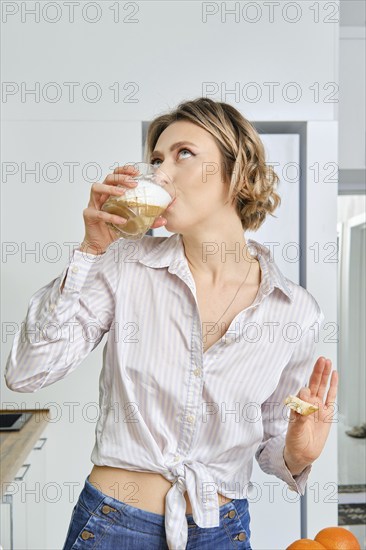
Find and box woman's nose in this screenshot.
[154,164,173,185]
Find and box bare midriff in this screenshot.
[88,465,232,516]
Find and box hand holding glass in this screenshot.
[101,163,175,240]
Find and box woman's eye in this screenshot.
[151,158,161,167]
[150,148,193,167]
[178,148,192,159]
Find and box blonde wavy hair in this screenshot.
[144,97,281,232]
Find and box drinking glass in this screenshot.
[102,162,175,240]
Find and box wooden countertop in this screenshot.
[0,409,50,497]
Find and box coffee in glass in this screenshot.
[102,163,175,240]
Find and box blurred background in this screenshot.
[1,1,365,548]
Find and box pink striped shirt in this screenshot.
[5,232,325,550]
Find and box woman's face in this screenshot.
[150,120,232,234]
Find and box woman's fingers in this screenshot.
[96,176,137,192]
[84,167,167,238]
[325,370,338,408]
[308,357,332,399]
[83,206,127,226]
[88,180,136,206]
[113,165,140,175]
[104,173,139,186]
[317,359,333,400]
[90,182,124,197]
[81,168,143,253]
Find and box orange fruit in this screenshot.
[315,527,361,550]
[286,539,326,549]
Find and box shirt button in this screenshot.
[193,368,202,377]
[174,454,180,462]
[187,415,195,424]
[49,304,56,311]
[71,265,79,274]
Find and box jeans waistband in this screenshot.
[82,474,249,527]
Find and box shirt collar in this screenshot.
[138,233,293,302]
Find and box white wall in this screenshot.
[2,1,339,121]
[1,2,339,548]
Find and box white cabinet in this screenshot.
[24,437,48,550]
[1,465,29,550]
[1,437,48,550]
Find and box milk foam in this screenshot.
[123,177,172,208]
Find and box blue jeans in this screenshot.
[62,475,252,549]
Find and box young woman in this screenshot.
[5,97,338,550]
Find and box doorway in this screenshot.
[337,194,366,546]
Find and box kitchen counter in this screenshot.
[0,408,50,497]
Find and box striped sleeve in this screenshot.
[4,246,120,393]
[254,304,325,494]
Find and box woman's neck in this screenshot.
[181,233,256,287]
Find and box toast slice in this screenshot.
[284,395,319,416]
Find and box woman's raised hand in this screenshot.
[79,165,167,254]
[284,356,338,474]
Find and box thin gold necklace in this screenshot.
[200,244,254,344]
